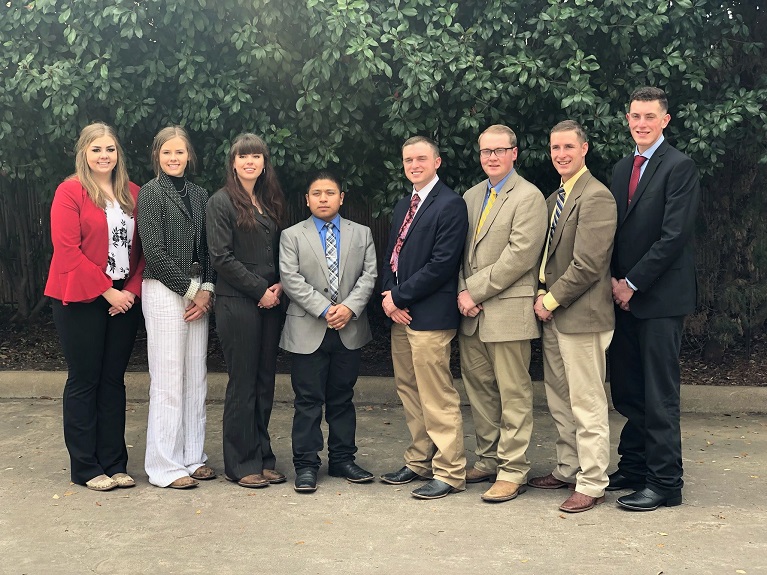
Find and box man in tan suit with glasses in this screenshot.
[528,120,617,513]
[458,124,548,502]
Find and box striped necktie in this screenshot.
[476,187,497,238]
[548,187,565,248]
[324,222,338,303]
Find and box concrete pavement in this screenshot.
[2,370,767,413]
[1,385,766,574]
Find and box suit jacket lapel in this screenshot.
[549,173,587,255]
[625,140,668,221]
[338,218,353,282]
[404,181,440,240]
[301,218,329,277]
[474,172,515,247]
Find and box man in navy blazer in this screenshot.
[609,87,700,511]
[380,136,469,500]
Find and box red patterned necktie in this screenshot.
[390,192,421,273]
[628,155,647,204]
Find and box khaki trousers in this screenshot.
[542,318,613,497]
[391,324,466,490]
[459,333,532,484]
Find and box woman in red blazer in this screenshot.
[45,122,145,491]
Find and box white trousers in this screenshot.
[142,279,209,487]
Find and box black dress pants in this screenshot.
[291,328,361,470]
[609,310,685,493]
[216,295,282,480]
[52,293,141,484]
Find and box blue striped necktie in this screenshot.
[548,187,565,248]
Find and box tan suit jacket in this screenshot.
[458,171,548,342]
[541,170,617,333]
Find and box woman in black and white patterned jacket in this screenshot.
[137,126,216,489]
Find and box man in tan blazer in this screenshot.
[458,124,548,502]
[528,120,617,513]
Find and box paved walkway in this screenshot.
[1,393,765,574]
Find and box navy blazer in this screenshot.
[610,139,700,319]
[381,179,468,331]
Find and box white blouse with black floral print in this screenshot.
[105,201,134,280]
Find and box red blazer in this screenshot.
[45,179,145,304]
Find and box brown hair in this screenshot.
[402,135,440,157]
[550,120,588,143]
[630,87,669,113]
[150,125,198,177]
[73,122,133,213]
[223,133,286,229]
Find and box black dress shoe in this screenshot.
[328,461,374,483]
[606,470,645,492]
[411,479,460,500]
[294,468,318,493]
[380,466,426,485]
[617,487,682,511]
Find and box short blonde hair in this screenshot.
[478,124,517,148]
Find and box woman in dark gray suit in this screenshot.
[206,133,287,488]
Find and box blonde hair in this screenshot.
[478,124,518,148]
[151,125,197,177]
[73,122,133,213]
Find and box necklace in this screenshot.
[176,181,188,198]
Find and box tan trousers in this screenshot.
[459,333,532,484]
[542,318,613,497]
[391,324,466,489]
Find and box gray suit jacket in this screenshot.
[541,170,617,333]
[458,170,548,342]
[279,216,377,354]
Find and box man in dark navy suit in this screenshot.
[379,136,469,500]
[608,87,700,511]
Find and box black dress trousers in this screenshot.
[216,295,283,480]
[291,328,361,470]
[609,310,685,492]
[52,295,141,484]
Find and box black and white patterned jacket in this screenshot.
[137,172,215,299]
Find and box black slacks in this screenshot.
[609,309,685,493]
[291,328,361,470]
[52,293,141,484]
[216,295,282,480]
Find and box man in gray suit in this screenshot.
[458,125,548,502]
[528,120,617,513]
[279,171,378,493]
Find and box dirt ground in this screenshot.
[1,306,765,386]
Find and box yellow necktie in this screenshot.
[476,187,497,238]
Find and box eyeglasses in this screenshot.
[479,147,516,159]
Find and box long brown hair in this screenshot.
[73,122,133,213]
[224,133,285,229]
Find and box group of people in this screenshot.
[46,85,699,514]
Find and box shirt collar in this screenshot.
[413,175,439,200]
[488,169,514,193]
[561,165,589,196]
[634,134,665,160]
[312,213,341,233]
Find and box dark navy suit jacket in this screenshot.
[381,179,468,331]
[610,139,700,319]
